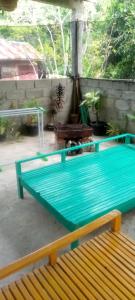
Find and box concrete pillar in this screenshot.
[71,2,85,77]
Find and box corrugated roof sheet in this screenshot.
[0,39,42,61]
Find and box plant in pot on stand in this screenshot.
[47,83,65,130]
[20,99,40,136]
[80,90,107,136]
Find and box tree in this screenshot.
[83,0,135,79]
[0,0,71,76]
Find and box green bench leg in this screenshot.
[18,182,24,199]
[16,177,24,199]
[71,240,79,250]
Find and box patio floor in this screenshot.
[0,131,135,286]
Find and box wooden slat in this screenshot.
[53,263,88,299]
[65,252,113,300]
[21,276,43,300]
[34,268,61,300]
[1,287,14,300]
[73,246,124,299]
[69,249,120,299]
[108,232,135,255]
[94,236,135,281]
[101,233,135,266]
[0,290,6,300]
[27,272,51,300]
[16,280,33,300]
[119,233,135,246]
[39,266,70,300]
[77,244,130,300]
[45,266,78,300]
[8,282,24,300]
[82,243,134,299]
[58,257,97,300]
[88,239,135,292]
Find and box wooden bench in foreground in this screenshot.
[0,210,135,299]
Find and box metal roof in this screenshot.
[0,39,42,61]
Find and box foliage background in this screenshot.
[0,0,134,79]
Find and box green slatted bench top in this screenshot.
[20,144,135,230]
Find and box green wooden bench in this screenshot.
[16,133,135,247]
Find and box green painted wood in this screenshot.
[16,133,133,165]
[18,143,135,231]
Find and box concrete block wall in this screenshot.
[80,78,135,133]
[0,78,73,126]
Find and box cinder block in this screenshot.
[26,88,44,99]
[112,80,129,91]
[35,79,52,89]
[115,99,129,110]
[43,88,51,97]
[123,91,135,101]
[16,80,34,89]
[127,81,135,91]
[0,90,6,100]
[99,80,113,90]
[51,78,67,88]
[131,101,135,111]
[0,80,16,90]
[107,89,122,99]
[86,79,99,89]
[6,89,25,101]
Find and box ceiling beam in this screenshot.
[33,0,84,9]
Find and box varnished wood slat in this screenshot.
[58,257,97,300]
[73,246,124,299]
[8,282,25,300]
[1,287,14,300]
[77,245,129,300]
[70,249,120,300]
[27,272,51,300]
[60,254,105,300]
[100,234,135,266]
[22,276,43,300]
[82,243,134,299]
[119,233,135,246]
[53,263,88,300]
[16,280,33,300]
[0,291,6,300]
[108,232,135,255]
[33,268,61,300]
[88,239,135,292]
[94,236,135,282]
[39,266,70,300]
[65,252,113,300]
[46,266,78,300]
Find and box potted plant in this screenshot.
[80,90,107,135]
[20,99,40,136]
[47,83,65,130]
[0,118,9,142]
[106,122,124,142]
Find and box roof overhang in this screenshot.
[0,0,85,11]
[33,0,84,9]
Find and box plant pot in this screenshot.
[0,133,6,142]
[91,121,107,136]
[20,124,38,136]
